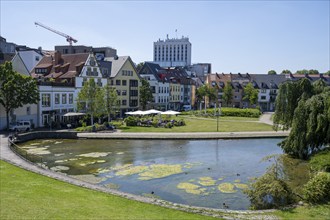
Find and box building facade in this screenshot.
[153,36,191,67]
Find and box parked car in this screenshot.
[9,121,31,132]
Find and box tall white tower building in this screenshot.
[153,35,191,67]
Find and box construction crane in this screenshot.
[34,22,78,46]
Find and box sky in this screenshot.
[1,0,329,74]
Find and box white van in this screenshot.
[9,121,31,132]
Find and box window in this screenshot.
[261,96,266,100]
[86,67,92,76]
[110,80,114,85]
[235,88,239,93]
[261,89,266,93]
[116,80,121,85]
[35,56,40,61]
[55,94,60,104]
[97,79,102,87]
[122,80,127,86]
[26,107,31,115]
[69,94,73,104]
[129,100,138,107]
[122,100,127,105]
[130,90,138,96]
[129,80,138,87]
[82,78,87,86]
[62,94,67,104]
[122,90,127,96]
[42,94,51,107]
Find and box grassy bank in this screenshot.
[0,160,216,220]
[115,116,273,132]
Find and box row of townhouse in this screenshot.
[205,72,330,112]
[30,52,141,128]
[138,62,197,111]
[0,49,141,130]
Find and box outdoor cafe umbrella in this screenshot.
[144,109,162,114]
[125,110,148,115]
[63,112,86,117]
[160,110,181,115]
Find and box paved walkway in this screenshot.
[259,112,274,126]
[0,132,281,219]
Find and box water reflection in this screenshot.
[17,138,308,210]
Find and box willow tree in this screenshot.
[273,78,313,130]
[274,78,330,159]
[279,91,330,159]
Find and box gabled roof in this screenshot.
[104,56,137,78]
[97,60,112,78]
[250,74,287,89]
[31,53,89,79]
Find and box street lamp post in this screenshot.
[216,103,221,132]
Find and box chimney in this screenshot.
[54,51,62,65]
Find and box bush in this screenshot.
[310,149,330,172]
[124,116,139,126]
[244,167,295,209]
[303,172,330,204]
[189,107,261,118]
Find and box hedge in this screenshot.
[182,107,261,118]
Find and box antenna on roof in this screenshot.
[175,29,178,38]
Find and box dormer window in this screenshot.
[35,68,48,74]
[90,58,96,66]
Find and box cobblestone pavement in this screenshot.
[0,132,280,219]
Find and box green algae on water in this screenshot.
[138,164,183,180]
[115,165,148,176]
[218,182,237,193]
[198,177,217,186]
[78,152,110,158]
[234,183,249,190]
[177,182,207,195]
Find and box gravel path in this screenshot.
[0,132,280,219]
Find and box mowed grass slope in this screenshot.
[117,116,273,132]
[0,160,216,220]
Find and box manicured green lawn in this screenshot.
[0,160,216,220]
[115,116,273,132]
[274,203,330,219]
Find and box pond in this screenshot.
[17,138,309,210]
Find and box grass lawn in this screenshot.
[0,160,216,220]
[115,116,273,132]
[274,203,330,219]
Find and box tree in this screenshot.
[76,78,103,125]
[139,79,153,110]
[196,85,208,113]
[273,78,313,130]
[0,62,39,130]
[268,70,277,75]
[274,78,330,159]
[243,82,258,107]
[136,62,144,73]
[281,70,292,75]
[295,69,309,75]
[222,82,233,107]
[325,70,330,75]
[244,155,295,209]
[308,69,319,75]
[103,84,119,122]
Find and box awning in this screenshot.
[63,112,86,117]
[160,110,181,115]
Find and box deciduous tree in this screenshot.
[0,62,39,130]
[222,82,233,107]
[76,78,103,125]
[243,82,258,107]
[103,84,119,121]
[139,79,153,110]
[268,70,277,75]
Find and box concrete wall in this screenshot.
[16,131,78,143]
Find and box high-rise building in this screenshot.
[153,35,191,67]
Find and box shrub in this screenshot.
[310,149,330,172]
[244,167,295,209]
[190,107,261,118]
[303,172,330,204]
[124,116,139,126]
